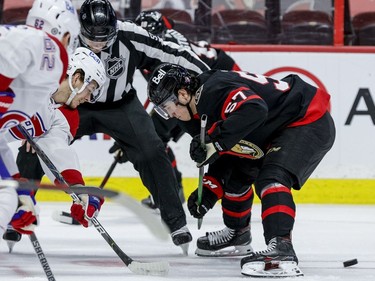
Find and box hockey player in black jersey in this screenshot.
[131,10,242,209]
[147,63,335,277]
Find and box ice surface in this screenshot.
[1,202,374,281]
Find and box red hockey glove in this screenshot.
[0,91,15,116]
[187,175,223,219]
[11,189,39,235]
[70,194,104,227]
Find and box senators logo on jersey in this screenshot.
[229,140,264,159]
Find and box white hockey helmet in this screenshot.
[65,47,106,105]
[26,0,80,55]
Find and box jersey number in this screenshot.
[224,91,247,114]
[40,38,56,71]
[224,72,290,114]
[235,71,290,92]
[34,19,45,29]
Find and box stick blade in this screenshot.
[128,261,169,276]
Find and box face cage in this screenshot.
[67,78,103,105]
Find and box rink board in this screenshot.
[36,177,375,204]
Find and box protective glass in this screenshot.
[154,94,179,120]
[79,34,117,52]
[88,85,103,103]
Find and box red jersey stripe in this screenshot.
[261,186,291,199]
[222,206,252,218]
[262,205,295,220]
[288,88,330,127]
[224,187,253,202]
[0,74,14,91]
[48,34,69,84]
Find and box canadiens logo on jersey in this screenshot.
[230,140,264,159]
[0,111,29,132]
[0,111,47,139]
[105,56,125,79]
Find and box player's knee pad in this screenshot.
[254,165,296,197]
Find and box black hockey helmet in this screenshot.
[148,63,197,119]
[134,10,174,38]
[79,0,118,50]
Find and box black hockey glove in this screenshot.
[108,142,128,163]
[189,134,220,168]
[187,175,223,219]
[188,188,216,219]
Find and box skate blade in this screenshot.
[241,261,304,278]
[150,208,161,215]
[6,241,16,253]
[180,242,190,256]
[196,244,253,257]
[140,205,161,215]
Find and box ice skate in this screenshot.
[2,226,22,253]
[140,195,161,215]
[171,226,192,256]
[241,236,303,278]
[141,195,158,209]
[195,226,253,257]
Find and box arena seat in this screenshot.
[280,10,333,45]
[1,0,33,24]
[352,12,375,45]
[211,9,269,44]
[152,8,197,41]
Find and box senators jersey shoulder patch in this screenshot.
[229,140,264,159]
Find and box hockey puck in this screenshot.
[343,259,358,267]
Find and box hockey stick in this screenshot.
[197,114,207,230]
[53,149,121,225]
[16,125,169,276]
[29,232,56,281]
[100,149,121,188]
[0,180,160,207]
[1,180,168,240]
[10,194,56,280]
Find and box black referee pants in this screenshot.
[76,94,187,233]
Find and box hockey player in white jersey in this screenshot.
[0,0,80,240]
[5,46,106,186]
[2,47,106,249]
